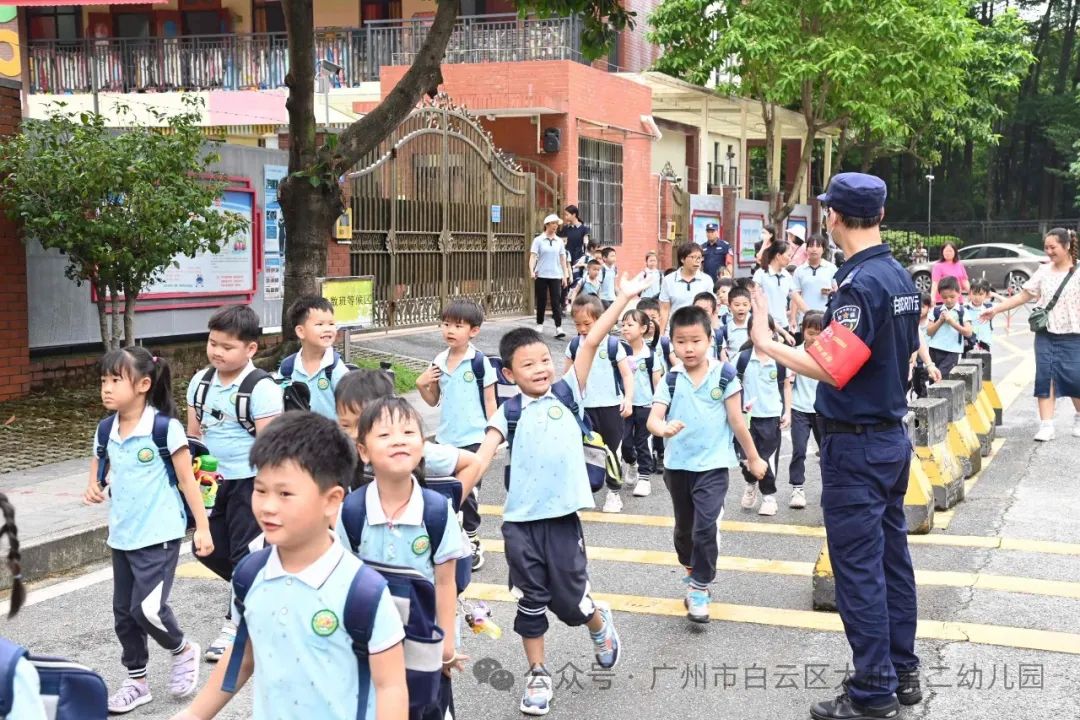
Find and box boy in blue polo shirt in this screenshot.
[186,305,283,663]
[472,272,651,716]
[648,305,767,623]
[175,413,407,720]
[964,278,995,352]
[927,275,973,376]
[280,296,351,419]
[598,247,618,307]
[416,299,496,571]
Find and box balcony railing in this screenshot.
[27,14,587,96]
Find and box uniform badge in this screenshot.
[463,371,475,383]
[228,392,239,405]
[599,350,608,360]
[317,377,330,391]
[548,406,564,420]
[769,370,778,381]
[137,448,154,463]
[311,609,339,637]
[833,305,862,332]
[710,387,722,400]
[411,535,431,556]
[637,360,647,372]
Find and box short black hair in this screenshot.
[637,297,660,313]
[805,233,827,249]
[728,286,751,304]
[921,292,932,308]
[677,243,703,265]
[441,299,484,328]
[587,240,601,252]
[938,276,961,294]
[356,396,425,449]
[572,293,604,320]
[802,310,825,333]
[587,258,602,268]
[715,277,735,291]
[335,368,394,414]
[693,291,717,311]
[670,305,712,338]
[835,210,883,230]
[499,327,546,369]
[970,278,992,295]
[208,304,261,344]
[601,247,616,259]
[287,296,334,331]
[249,411,356,492]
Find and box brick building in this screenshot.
[0,78,31,401]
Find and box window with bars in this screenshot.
[578,138,623,246]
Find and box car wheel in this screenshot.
[1006,271,1029,296]
[912,271,932,294]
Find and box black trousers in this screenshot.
[196,477,262,582]
[621,406,654,475]
[112,541,185,675]
[663,468,729,589]
[534,277,563,327]
[929,348,961,378]
[789,410,822,487]
[740,417,782,495]
[459,443,481,535]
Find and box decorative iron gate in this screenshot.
[346,106,536,329]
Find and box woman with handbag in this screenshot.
[981,228,1080,441]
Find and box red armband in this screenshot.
[806,320,871,390]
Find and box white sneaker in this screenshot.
[602,490,623,513]
[633,479,652,497]
[789,486,807,509]
[758,495,778,516]
[1073,415,1080,438]
[740,483,758,509]
[554,327,567,339]
[623,463,639,488]
[1034,424,1056,442]
[535,324,544,334]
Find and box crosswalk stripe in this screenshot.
[461,582,1080,656]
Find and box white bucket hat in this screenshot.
[543,214,561,225]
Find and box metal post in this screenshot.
[90,38,100,115]
[926,174,935,239]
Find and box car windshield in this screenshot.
[1018,245,1047,257]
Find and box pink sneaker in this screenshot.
[108,679,152,713]
[168,641,201,698]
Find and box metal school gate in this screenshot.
[346,106,539,329]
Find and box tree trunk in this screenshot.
[109,289,122,351]
[94,276,110,350]
[760,101,778,220]
[276,0,461,350]
[123,291,137,348]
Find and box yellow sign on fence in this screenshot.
[321,276,374,328]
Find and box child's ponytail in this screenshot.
[147,353,178,420]
[0,492,25,617]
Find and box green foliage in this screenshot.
[881,230,958,265]
[524,0,634,60]
[0,97,248,348]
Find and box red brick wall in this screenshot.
[0,81,29,402]
[619,0,663,72]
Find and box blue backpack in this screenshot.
[650,334,673,367]
[486,356,521,408]
[735,348,788,409]
[223,547,442,717]
[568,335,625,395]
[0,638,108,720]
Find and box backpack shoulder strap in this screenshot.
[151,413,179,487]
[236,369,272,437]
[660,336,672,361]
[502,393,523,450]
[607,336,624,394]
[344,564,390,720]
[0,638,27,717]
[191,367,216,423]
[340,489,368,553]
[736,349,751,381]
[569,335,581,360]
[470,351,487,411]
[665,371,677,399]
[279,353,297,379]
[420,488,447,558]
[714,327,725,358]
[550,380,593,436]
[644,347,655,380]
[719,362,738,392]
[95,415,115,488]
[222,547,273,693]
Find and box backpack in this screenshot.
[932,304,968,352]
[191,367,277,437]
[223,547,443,716]
[569,335,625,395]
[0,638,108,720]
[278,351,359,412]
[465,352,492,413]
[649,334,672,367]
[713,327,726,359]
[735,349,788,412]
[502,379,621,493]
[341,482,471,595]
[487,356,520,408]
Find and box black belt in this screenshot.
[822,420,901,435]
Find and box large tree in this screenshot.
[277,0,629,345]
[650,0,978,222]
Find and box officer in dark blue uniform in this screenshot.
[749,173,921,720]
[700,223,731,284]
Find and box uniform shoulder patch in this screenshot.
[833,305,862,332]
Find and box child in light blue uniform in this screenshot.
[472,275,650,716]
[177,413,407,720]
[0,493,47,720]
[786,311,825,510]
[599,247,619,305]
[620,309,664,498]
[280,296,351,419]
[186,305,283,662]
[340,397,467,720]
[965,278,995,351]
[719,286,753,361]
[87,347,213,712]
[753,241,795,333]
[565,293,634,513]
[927,275,973,376]
[648,306,767,623]
[417,299,496,572]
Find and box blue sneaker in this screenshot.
[685,589,710,623]
[592,602,621,669]
[520,665,552,716]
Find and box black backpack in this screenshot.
[191,367,276,437]
[278,351,359,412]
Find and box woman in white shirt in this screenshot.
[753,241,796,334]
[658,243,713,335]
[530,214,570,339]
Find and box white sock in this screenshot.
[1041,420,1054,429]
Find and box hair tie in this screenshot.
[152,356,160,365]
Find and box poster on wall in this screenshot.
[321,276,375,328]
[264,165,287,257]
[691,212,721,246]
[141,190,255,295]
[264,254,282,300]
[738,214,765,267]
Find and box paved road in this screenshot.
[8,317,1080,719]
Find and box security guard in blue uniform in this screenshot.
[749,173,921,720]
[700,223,731,283]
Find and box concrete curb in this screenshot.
[0,525,110,592]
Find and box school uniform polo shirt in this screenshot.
[641,268,663,299]
[964,302,994,347]
[740,350,784,419]
[285,348,350,420]
[753,267,795,330]
[564,337,628,408]
[791,358,820,415]
[93,405,188,551]
[581,278,602,296]
[652,359,742,472]
[659,271,713,315]
[629,345,660,407]
[186,362,284,480]
[9,657,44,720]
[723,317,751,356]
[337,479,465,583]
[243,538,404,720]
[433,345,496,448]
[793,261,837,319]
[598,263,618,301]
[488,368,595,522]
[928,304,968,354]
[531,234,566,279]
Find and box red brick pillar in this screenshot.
[0,80,29,400]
